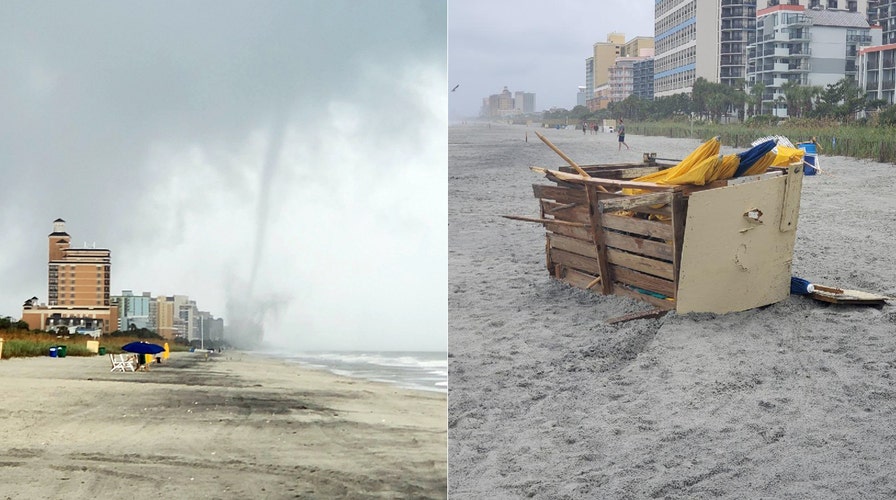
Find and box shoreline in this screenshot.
[0,351,447,499]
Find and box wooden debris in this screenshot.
[501,215,587,227]
[606,308,670,325]
[810,284,889,306]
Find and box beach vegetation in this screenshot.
[544,76,896,161]
[0,329,186,359]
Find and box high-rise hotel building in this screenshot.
[22,219,118,334]
[654,0,756,97]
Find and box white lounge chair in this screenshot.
[110,353,136,372]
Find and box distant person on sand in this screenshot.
[582,121,587,135]
[617,119,629,151]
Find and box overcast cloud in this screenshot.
[0,1,447,351]
[449,0,654,119]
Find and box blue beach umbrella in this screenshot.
[121,341,165,355]
[733,139,777,177]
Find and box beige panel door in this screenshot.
[676,174,800,314]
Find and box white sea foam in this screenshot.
[255,349,447,393]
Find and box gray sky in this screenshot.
[449,0,654,119]
[0,0,447,352]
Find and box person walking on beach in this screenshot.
[617,119,629,151]
[582,121,587,135]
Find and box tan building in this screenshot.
[22,219,118,334]
[155,296,176,340]
[592,32,626,89]
[623,36,656,58]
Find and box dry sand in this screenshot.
[448,123,896,498]
[0,351,446,499]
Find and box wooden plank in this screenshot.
[545,202,578,214]
[606,248,675,280]
[598,192,673,213]
[541,200,590,224]
[545,237,553,273]
[561,166,666,179]
[613,284,676,310]
[670,192,687,299]
[604,231,674,261]
[602,213,674,241]
[611,266,676,297]
[533,184,587,204]
[549,234,599,259]
[810,285,889,305]
[561,267,601,292]
[545,221,593,241]
[501,215,587,227]
[606,308,669,325]
[532,167,680,192]
[587,186,614,295]
[549,248,602,276]
[779,164,803,232]
[589,191,673,216]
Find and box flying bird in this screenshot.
[451,84,459,92]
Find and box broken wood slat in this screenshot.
[546,202,578,213]
[606,308,670,325]
[587,186,614,295]
[779,164,803,232]
[560,166,666,179]
[548,234,599,259]
[540,200,590,225]
[603,231,674,262]
[545,237,553,273]
[606,248,675,281]
[602,213,674,241]
[532,184,587,205]
[501,215,588,227]
[544,220,593,241]
[534,131,598,182]
[611,266,676,297]
[549,247,602,276]
[597,192,673,214]
[613,284,676,310]
[532,167,680,193]
[560,267,601,291]
[670,192,687,299]
[810,285,889,305]
[589,191,672,217]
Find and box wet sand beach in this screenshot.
[449,123,896,498]
[0,351,446,499]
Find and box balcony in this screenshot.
[883,80,896,91]
[774,63,789,72]
[774,47,790,57]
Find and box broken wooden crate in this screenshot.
[520,157,805,314]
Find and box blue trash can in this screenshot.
[49,347,57,358]
[797,142,817,175]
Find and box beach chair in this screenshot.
[110,353,135,372]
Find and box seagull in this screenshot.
[451,84,459,92]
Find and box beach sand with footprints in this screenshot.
[449,123,896,498]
